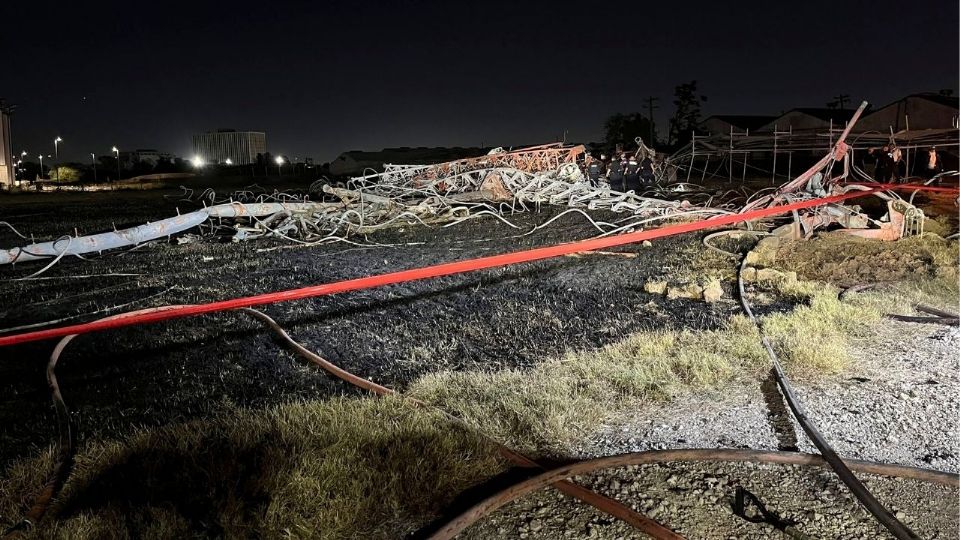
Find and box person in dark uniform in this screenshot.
[867,147,882,179]
[874,145,891,181]
[639,154,655,185]
[624,155,641,192]
[890,145,904,182]
[924,147,943,181]
[586,154,603,186]
[606,154,623,191]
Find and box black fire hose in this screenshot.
[737,257,921,540]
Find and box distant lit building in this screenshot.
[191,129,266,165]
[0,100,13,188]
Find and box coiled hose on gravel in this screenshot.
[426,449,958,540]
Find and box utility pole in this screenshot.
[644,96,659,144]
[832,94,850,110]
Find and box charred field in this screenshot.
[0,189,733,465]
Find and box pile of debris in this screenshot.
[0,144,721,265]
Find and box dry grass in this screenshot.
[0,397,503,539]
[409,315,770,455]
[407,273,913,453]
[762,283,879,376]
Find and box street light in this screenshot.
[54,137,62,184]
[112,146,120,182]
[38,154,44,180]
[90,153,98,183]
[192,155,205,168]
[224,158,233,165]
[275,155,284,176]
[17,152,27,182]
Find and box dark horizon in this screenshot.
[3,0,957,164]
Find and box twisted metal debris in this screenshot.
[0,144,716,266]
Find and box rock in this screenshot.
[529,519,543,532]
[667,283,703,300]
[702,279,723,302]
[756,268,798,287]
[643,280,668,295]
[755,268,779,282]
[741,266,757,282]
[756,235,781,250]
[745,236,781,267]
[771,222,800,238]
[642,240,653,247]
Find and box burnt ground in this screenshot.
[0,189,737,467]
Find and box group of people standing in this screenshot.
[868,145,944,182]
[585,153,655,192]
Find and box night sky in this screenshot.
[3,0,957,163]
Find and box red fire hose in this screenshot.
[0,184,955,348]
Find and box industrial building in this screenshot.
[191,129,266,165]
[856,93,960,132]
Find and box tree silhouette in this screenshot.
[602,113,655,152]
[668,80,707,147]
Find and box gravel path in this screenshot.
[463,320,959,538]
